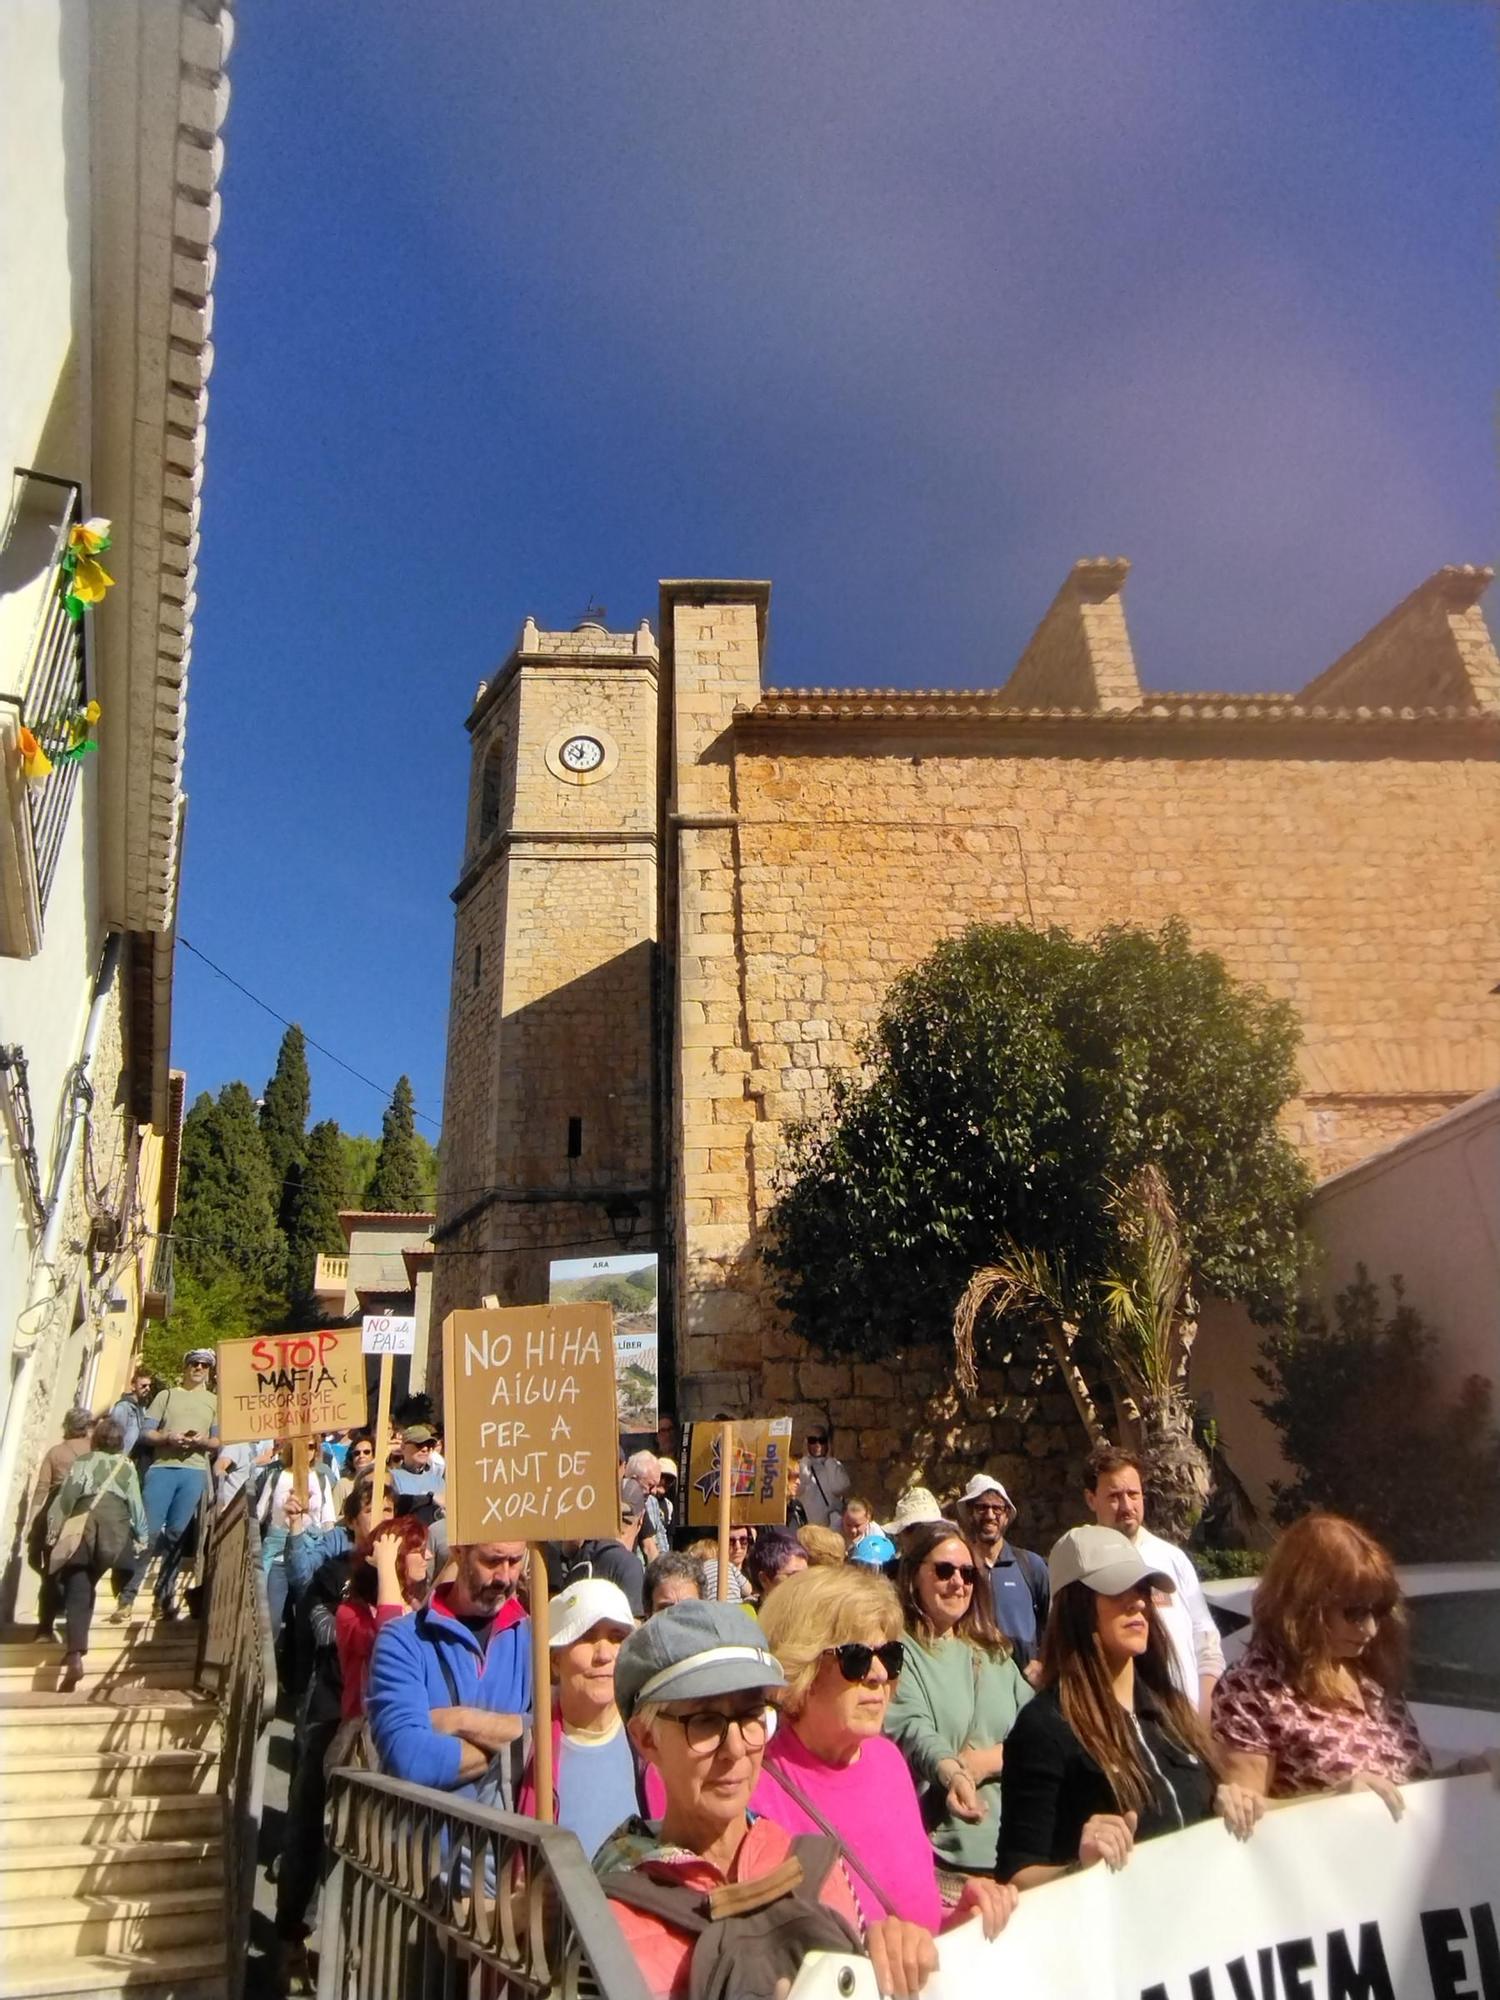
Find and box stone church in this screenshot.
[433,560,1500,1526]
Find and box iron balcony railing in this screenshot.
[6,470,90,915]
[196,1489,279,2000]
[319,1770,653,2000]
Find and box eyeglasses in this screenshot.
[970,1500,1008,1515]
[727,1531,750,1547]
[660,1707,769,1754]
[825,1641,905,1683]
[929,1561,978,1586]
[1341,1603,1393,1623]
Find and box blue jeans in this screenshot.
[123,1463,208,1606]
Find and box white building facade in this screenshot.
[0,1,232,1612]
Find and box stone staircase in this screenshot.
[0,1617,227,2000]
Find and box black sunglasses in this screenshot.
[826,1641,905,1683]
[930,1560,978,1586]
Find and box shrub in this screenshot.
[1256,1267,1500,1562]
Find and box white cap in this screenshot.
[959,1473,1015,1511]
[1048,1525,1176,1599]
[548,1578,637,1649]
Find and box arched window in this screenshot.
[477,737,505,844]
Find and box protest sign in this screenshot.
[361,1314,416,1356]
[548,1252,659,1429]
[685,1416,792,1527]
[363,1314,417,1460]
[786,1777,1500,2000]
[217,1329,367,1445]
[441,1302,620,1545]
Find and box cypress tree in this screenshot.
[366,1075,424,1211]
[174,1082,285,1291]
[260,1025,311,1220]
[284,1119,349,1315]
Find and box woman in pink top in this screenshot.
[753,1566,1016,1941]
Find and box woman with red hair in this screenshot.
[1212,1513,1430,1817]
[335,1508,430,1721]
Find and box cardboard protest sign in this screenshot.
[549,1253,659,1429]
[790,1777,1500,2000]
[685,1416,792,1527]
[442,1303,620,1544]
[217,1329,367,1444]
[361,1313,416,1356]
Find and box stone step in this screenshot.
[15,1794,223,1847]
[0,1839,223,1903]
[0,1622,199,1659]
[0,1942,226,1999]
[0,1655,198,1696]
[0,1749,219,1804]
[0,1887,224,1963]
[0,1698,219,1756]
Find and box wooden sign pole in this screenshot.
[716,1421,734,1602]
[374,1353,394,1474]
[529,1550,553,1823]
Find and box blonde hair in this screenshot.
[757,1564,902,1716]
[797,1524,847,1568]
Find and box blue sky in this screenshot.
[178,0,1498,1137]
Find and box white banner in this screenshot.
[361,1313,416,1356]
[791,1777,1500,2000]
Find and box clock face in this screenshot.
[559,734,605,774]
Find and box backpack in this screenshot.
[603,1833,864,2000]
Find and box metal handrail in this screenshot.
[319,1769,653,2000]
[196,1490,279,2000]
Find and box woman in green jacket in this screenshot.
[46,1415,147,1690]
[885,1521,1033,1886]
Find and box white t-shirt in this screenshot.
[259,1467,336,1535]
[1135,1524,1225,1704]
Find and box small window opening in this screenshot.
[566,1116,583,1160]
[472,944,482,991]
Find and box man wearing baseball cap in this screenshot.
[956,1473,1050,1671]
[597,1602,938,1998]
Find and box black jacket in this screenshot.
[565,1540,645,1617]
[996,1685,1215,1880]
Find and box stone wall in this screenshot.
[663,572,1500,1517]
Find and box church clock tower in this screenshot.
[432,613,661,1390]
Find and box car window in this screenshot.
[1405,1591,1500,1713]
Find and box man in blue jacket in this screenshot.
[366,1541,532,1805]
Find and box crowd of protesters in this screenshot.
[25,1369,1495,1999]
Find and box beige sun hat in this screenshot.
[884,1486,949,1537]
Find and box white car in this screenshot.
[1201,1560,1500,1762]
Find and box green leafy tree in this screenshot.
[283,1119,349,1318]
[174,1083,286,1292]
[260,1026,311,1223]
[768,920,1312,1538]
[143,1267,282,1382]
[341,1125,439,1208]
[366,1075,426,1212]
[1257,1268,1500,1561]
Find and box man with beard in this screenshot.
[366,1540,532,1806]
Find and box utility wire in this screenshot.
[177,935,441,1132]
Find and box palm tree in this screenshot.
[953,1165,1211,1540]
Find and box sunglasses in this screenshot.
[826,1641,905,1683]
[929,1561,978,1586]
[1341,1603,1393,1623]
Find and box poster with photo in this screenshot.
[548,1251,659,1430]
